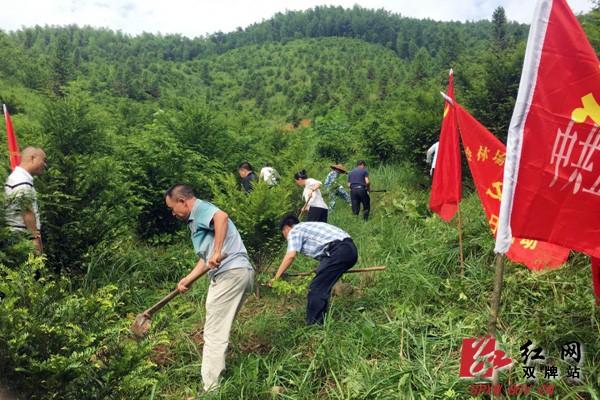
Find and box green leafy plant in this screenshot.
[0,255,163,400]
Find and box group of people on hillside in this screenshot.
[163,178,362,392]
[4,146,372,393]
[237,160,372,222]
[294,160,371,222]
[191,159,371,390]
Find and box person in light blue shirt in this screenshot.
[270,214,358,325]
[164,183,254,392]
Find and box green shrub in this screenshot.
[37,90,137,272]
[208,174,293,269]
[0,255,163,400]
[314,113,354,163]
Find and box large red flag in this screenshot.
[496,0,600,258]
[455,102,569,270]
[3,104,20,170]
[429,69,461,221]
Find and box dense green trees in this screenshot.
[1,4,598,271]
[1,4,595,269]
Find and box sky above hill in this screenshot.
[0,0,593,38]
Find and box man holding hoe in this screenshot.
[270,214,358,325]
[164,183,254,392]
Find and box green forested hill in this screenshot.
[0,5,599,399]
[0,6,529,127]
[0,8,527,167]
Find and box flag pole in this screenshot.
[449,91,465,277]
[488,253,506,338]
[456,203,465,276]
[488,253,506,390]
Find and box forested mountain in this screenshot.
[0,5,533,268]
[0,6,534,166]
[0,4,599,399]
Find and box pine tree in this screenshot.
[492,6,508,50]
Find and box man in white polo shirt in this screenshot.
[5,147,47,253]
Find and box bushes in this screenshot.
[314,113,354,162]
[209,174,293,268]
[0,256,162,400]
[36,89,136,272]
[121,115,223,240]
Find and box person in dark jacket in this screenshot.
[347,160,370,220]
[238,162,258,193]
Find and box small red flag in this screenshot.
[429,69,461,221]
[496,0,600,258]
[455,102,569,270]
[3,104,21,170]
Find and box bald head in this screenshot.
[19,146,46,176]
[21,147,43,159]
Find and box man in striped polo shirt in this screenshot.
[270,215,358,325]
[4,147,47,253]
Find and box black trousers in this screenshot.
[351,188,370,220]
[306,238,358,325]
[307,206,328,223]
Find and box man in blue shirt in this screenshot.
[347,160,371,220]
[270,215,358,325]
[165,183,254,392]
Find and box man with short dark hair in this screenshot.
[238,162,258,193]
[164,183,254,392]
[347,160,370,220]
[5,146,47,253]
[270,214,358,325]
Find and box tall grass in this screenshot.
[85,164,599,399]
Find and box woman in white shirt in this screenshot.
[294,169,328,222]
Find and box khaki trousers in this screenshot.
[201,267,254,392]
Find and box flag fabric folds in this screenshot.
[495,0,600,258]
[592,257,600,305]
[3,104,20,170]
[455,103,569,270]
[429,69,461,221]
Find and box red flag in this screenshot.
[429,69,461,221]
[455,103,569,270]
[496,0,600,258]
[592,257,600,306]
[3,104,20,170]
